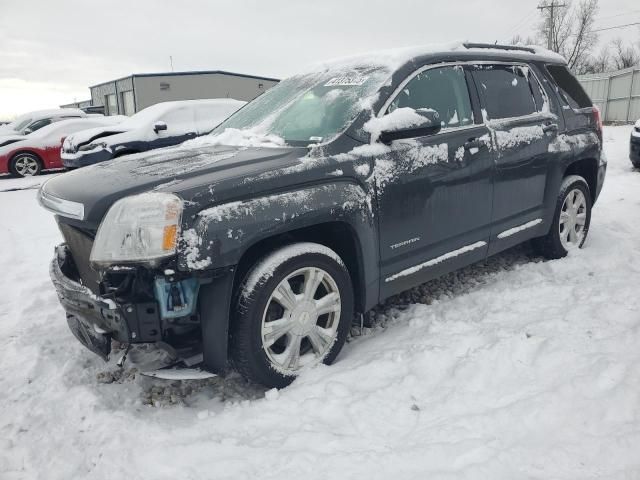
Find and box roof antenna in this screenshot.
[169,56,174,72]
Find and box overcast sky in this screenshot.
[0,0,638,120]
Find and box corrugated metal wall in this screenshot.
[578,67,640,123]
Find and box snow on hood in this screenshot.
[63,125,129,151]
[183,128,286,149]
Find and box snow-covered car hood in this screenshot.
[63,125,130,151]
[0,134,26,148]
[41,142,311,228]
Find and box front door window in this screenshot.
[387,66,474,130]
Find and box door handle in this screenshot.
[463,138,482,150]
[542,123,558,133]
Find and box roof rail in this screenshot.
[463,42,536,54]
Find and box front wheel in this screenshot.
[10,153,42,177]
[230,243,353,388]
[533,175,592,259]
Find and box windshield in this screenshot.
[211,64,391,146]
[4,115,34,133]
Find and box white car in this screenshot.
[0,108,90,137]
[61,99,246,168]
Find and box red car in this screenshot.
[0,117,124,177]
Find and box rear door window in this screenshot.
[387,65,474,129]
[472,65,539,120]
[545,65,592,109]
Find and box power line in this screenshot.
[503,9,538,40]
[592,22,640,33]
[595,9,640,23]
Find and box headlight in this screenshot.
[78,142,106,152]
[90,192,183,266]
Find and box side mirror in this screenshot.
[23,128,33,135]
[378,108,441,144]
[154,121,168,133]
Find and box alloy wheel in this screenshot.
[14,155,40,176]
[261,266,342,373]
[559,188,587,250]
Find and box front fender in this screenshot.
[178,181,377,278]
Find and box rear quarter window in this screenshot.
[546,65,592,110]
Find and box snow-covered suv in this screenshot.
[39,43,606,388]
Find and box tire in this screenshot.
[10,152,42,177]
[533,175,592,259]
[230,242,354,388]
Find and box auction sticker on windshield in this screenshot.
[324,75,369,86]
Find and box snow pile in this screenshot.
[180,228,211,270]
[363,107,431,142]
[549,132,600,153]
[184,127,286,149]
[242,243,345,299]
[1,126,640,479]
[494,124,545,149]
[372,141,448,191]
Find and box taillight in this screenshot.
[593,106,603,135]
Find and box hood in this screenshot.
[64,125,130,151]
[41,142,314,228]
[0,134,26,148]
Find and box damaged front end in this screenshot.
[50,240,212,375]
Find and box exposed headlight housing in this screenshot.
[90,192,183,266]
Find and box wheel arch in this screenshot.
[232,221,368,315]
[563,157,598,202]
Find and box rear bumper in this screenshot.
[50,244,129,359]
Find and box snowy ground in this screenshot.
[1,126,639,479]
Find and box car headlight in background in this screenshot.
[90,192,183,266]
[78,142,107,152]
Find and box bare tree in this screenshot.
[510,34,539,47]
[610,38,640,70]
[538,0,599,73]
[582,46,611,73]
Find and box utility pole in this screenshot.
[538,1,567,50]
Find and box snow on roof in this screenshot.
[117,98,245,130]
[302,42,566,76]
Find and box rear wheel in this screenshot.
[230,243,353,388]
[533,175,592,259]
[10,153,41,177]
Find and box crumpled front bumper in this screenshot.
[50,244,130,360]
